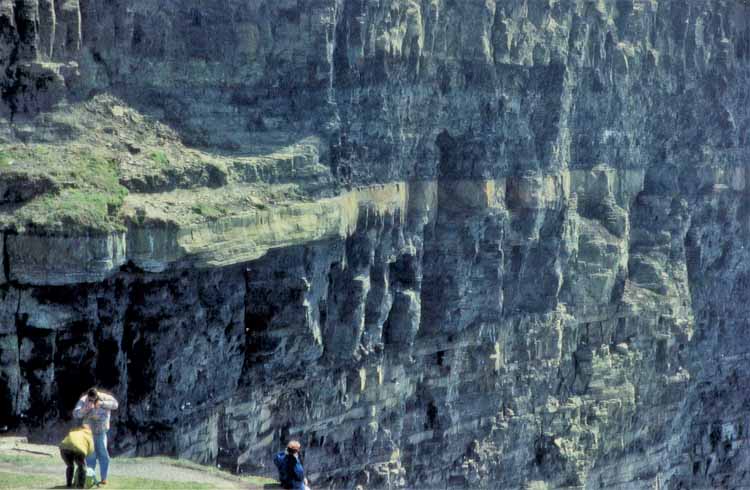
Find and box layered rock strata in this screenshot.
[1,1,750,489]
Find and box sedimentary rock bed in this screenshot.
[1,1,750,489]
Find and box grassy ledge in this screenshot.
[0,145,129,234]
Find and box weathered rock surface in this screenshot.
[1,1,750,489]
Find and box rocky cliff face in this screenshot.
[1,1,750,488]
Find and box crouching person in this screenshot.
[274,440,310,489]
[59,424,94,488]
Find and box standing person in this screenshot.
[274,440,310,489]
[59,423,94,488]
[73,388,119,485]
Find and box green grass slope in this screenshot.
[0,450,279,490]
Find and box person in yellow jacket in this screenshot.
[59,424,94,488]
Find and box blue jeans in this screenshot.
[86,431,110,481]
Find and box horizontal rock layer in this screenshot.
[1,167,651,286]
[2,183,412,284]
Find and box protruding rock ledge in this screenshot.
[3,183,414,285]
[5,232,126,286]
[128,183,412,272]
[0,165,725,286]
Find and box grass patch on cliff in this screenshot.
[0,150,13,168]
[0,145,54,167]
[1,145,129,233]
[149,150,170,167]
[26,188,127,231]
[191,203,227,219]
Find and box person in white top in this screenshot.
[73,388,119,485]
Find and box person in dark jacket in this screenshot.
[274,440,309,489]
